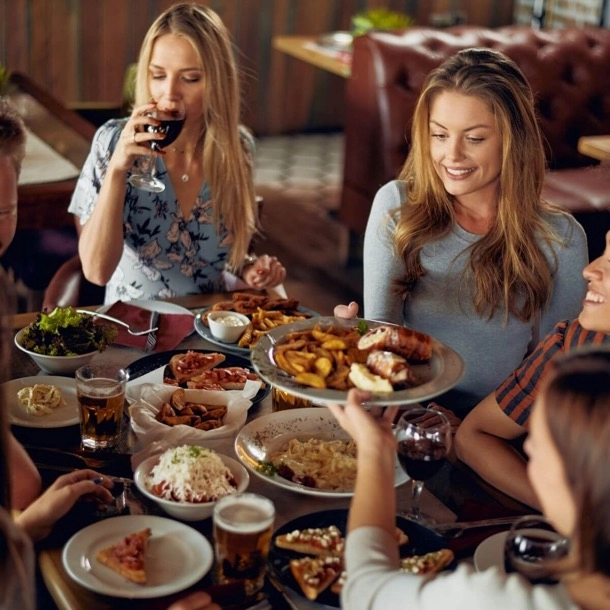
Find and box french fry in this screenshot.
[294,372,327,389]
[314,357,333,378]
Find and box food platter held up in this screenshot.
[250,316,464,407]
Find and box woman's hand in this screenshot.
[112,102,161,172]
[242,254,286,289]
[15,470,114,542]
[334,302,359,319]
[166,591,220,610]
[328,389,398,451]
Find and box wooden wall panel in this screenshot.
[1,0,515,135]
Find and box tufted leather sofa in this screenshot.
[339,26,610,260]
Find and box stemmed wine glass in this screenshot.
[394,406,452,523]
[128,100,186,193]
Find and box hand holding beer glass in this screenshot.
[212,493,275,596]
[76,363,128,450]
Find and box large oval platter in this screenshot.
[250,316,464,407]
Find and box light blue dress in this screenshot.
[69,119,254,304]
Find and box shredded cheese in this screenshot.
[17,384,65,416]
[145,445,237,503]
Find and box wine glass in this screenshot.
[128,101,186,193]
[394,406,452,523]
[504,515,570,584]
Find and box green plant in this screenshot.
[0,65,12,95]
[351,8,414,36]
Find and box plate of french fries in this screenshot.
[194,303,319,356]
[250,316,464,407]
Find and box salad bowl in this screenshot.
[14,307,116,375]
[14,328,99,374]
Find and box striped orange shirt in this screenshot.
[496,320,610,427]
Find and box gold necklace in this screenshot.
[170,146,197,183]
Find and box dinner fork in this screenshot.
[145,311,159,352]
[76,309,159,336]
[425,516,522,539]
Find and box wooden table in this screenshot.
[10,295,530,609]
[577,135,610,162]
[273,36,352,78]
[7,72,96,231]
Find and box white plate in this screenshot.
[474,531,509,573]
[194,306,320,357]
[62,514,213,598]
[99,299,195,336]
[4,376,79,428]
[234,408,409,498]
[251,316,464,407]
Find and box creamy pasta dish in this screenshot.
[17,384,65,416]
[268,438,357,492]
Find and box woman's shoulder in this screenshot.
[92,117,128,147]
[372,180,406,211]
[541,208,586,240]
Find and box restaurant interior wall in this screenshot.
[1,0,514,137]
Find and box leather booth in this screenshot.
[339,26,610,260]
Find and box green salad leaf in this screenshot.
[356,320,369,335]
[20,307,118,356]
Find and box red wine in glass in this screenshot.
[394,406,452,523]
[129,104,186,193]
[397,438,447,481]
[146,112,185,150]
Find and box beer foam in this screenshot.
[215,498,275,534]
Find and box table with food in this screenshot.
[6,292,531,610]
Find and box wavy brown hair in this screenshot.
[394,48,569,323]
[542,349,610,577]
[134,2,257,270]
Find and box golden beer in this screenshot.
[271,387,312,411]
[76,364,127,450]
[213,493,275,595]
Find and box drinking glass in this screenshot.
[76,362,128,450]
[212,493,275,597]
[394,406,452,523]
[504,515,570,584]
[128,101,186,193]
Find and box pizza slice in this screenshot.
[276,525,345,556]
[400,548,454,575]
[289,555,343,601]
[96,528,151,584]
[167,351,226,384]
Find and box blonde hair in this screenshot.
[134,2,257,270]
[395,48,568,323]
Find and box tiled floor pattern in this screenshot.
[252,132,363,314]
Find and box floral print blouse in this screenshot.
[68,118,254,304]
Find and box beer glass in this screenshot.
[212,493,275,596]
[504,515,570,584]
[76,362,128,450]
[271,387,312,411]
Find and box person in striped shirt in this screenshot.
[454,230,610,508]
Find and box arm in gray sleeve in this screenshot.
[539,214,588,337]
[363,181,406,324]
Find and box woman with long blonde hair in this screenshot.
[360,48,587,416]
[70,3,285,303]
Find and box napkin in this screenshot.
[128,382,259,463]
[103,301,194,352]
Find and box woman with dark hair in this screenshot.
[343,48,587,417]
[329,348,610,609]
[70,2,285,303]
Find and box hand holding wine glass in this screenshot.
[129,99,186,193]
[394,406,452,523]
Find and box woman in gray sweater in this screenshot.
[360,49,587,416]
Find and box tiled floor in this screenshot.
[252,132,363,315]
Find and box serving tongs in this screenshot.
[76,309,159,336]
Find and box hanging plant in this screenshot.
[351,8,414,37]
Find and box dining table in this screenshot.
[7,293,532,610]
